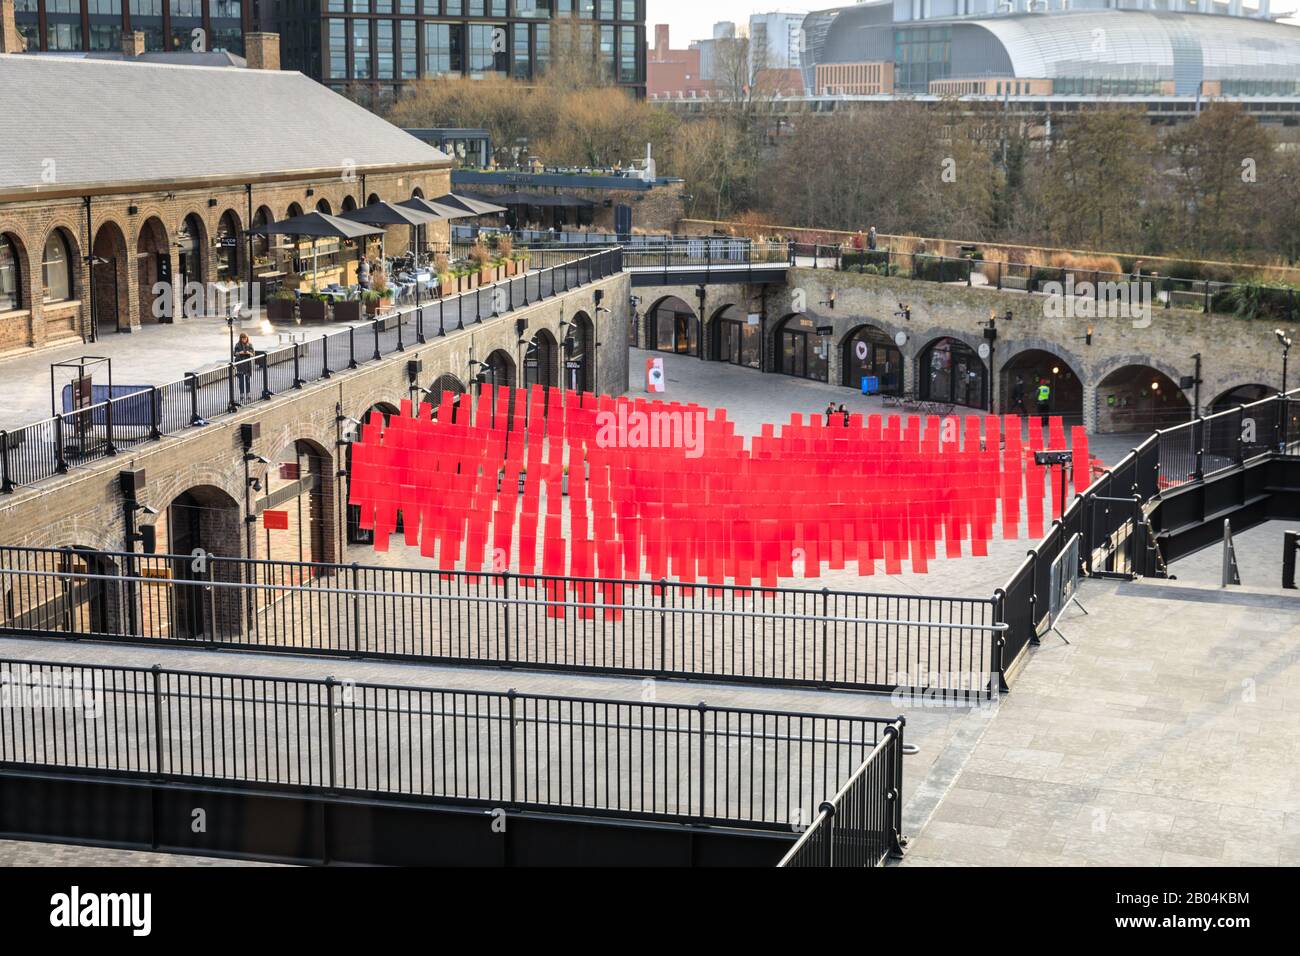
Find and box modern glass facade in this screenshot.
[309,0,645,100]
[13,0,248,54]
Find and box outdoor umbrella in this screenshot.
[429,192,508,217]
[248,211,384,292]
[341,200,441,268]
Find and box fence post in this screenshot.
[507,688,518,805]
[321,334,332,379]
[143,384,161,441]
[206,562,219,648]
[996,259,1002,290]
[1203,280,1211,315]
[417,307,426,344]
[350,562,361,657]
[697,701,708,823]
[1193,417,1205,480]
[1026,548,1040,645]
[292,342,303,389]
[397,310,405,351]
[324,676,338,793]
[372,319,381,361]
[53,416,68,474]
[501,570,512,664]
[151,664,165,779]
[227,362,237,413]
[187,372,202,426]
[991,589,1007,695]
[888,719,906,858]
[819,802,836,866]
[348,325,358,368]
[820,587,830,686]
[0,431,11,494]
[259,354,272,401]
[658,577,668,673]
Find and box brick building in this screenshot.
[646,22,711,99]
[0,35,452,355]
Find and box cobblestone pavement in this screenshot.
[1167,519,1299,591]
[0,839,282,866]
[900,577,1300,866]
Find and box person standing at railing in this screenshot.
[233,333,256,402]
[867,226,877,251]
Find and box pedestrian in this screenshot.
[867,226,877,251]
[1036,378,1052,416]
[853,230,865,252]
[1011,375,1026,415]
[839,404,850,427]
[233,332,256,401]
[825,402,836,426]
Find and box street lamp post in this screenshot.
[1277,330,1293,396]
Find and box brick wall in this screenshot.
[0,165,452,354]
[0,272,630,558]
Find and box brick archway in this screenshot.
[91,219,129,335]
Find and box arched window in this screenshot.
[42,230,73,303]
[0,235,20,311]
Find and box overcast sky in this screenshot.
[646,0,1299,48]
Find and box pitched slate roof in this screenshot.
[0,55,448,194]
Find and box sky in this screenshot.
[645,0,1300,49]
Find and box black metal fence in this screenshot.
[998,390,1299,659]
[0,656,895,830]
[0,546,1004,699]
[776,718,905,867]
[0,249,623,496]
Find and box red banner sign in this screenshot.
[262,509,289,530]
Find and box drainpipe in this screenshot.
[83,196,97,344]
[245,183,254,312]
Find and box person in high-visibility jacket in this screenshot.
[1036,380,1051,415]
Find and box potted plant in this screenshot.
[434,253,450,298]
[361,288,382,316]
[267,288,296,322]
[470,241,494,284]
[333,289,362,323]
[299,292,328,323]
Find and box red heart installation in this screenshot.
[348,385,1069,617]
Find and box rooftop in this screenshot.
[0,56,449,197]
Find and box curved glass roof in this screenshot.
[960,11,1300,83]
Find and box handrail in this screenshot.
[0,248,622,494]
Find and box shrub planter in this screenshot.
[267,299,295,322]
[333,300,361,323]
[299,298,328,323]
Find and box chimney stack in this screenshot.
[244,32,280,71]
[1,0,26,54]
[122,30,145,58]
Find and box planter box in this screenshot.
[333,300,362,323]
[299,299,328,323]
[267,299,295,322]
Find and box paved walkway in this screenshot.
[901,577,1300,866]
[0,839,281,866]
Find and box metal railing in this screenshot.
[0,546,1005,699]
[998,389,1300,658]
[0,249,623,496]
[777,717,905,867]
[0,656,895,830]
[787,242,1300,323]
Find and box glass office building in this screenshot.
[13,0,248,55]
[294,0,645,104]
[12,0,646,103]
